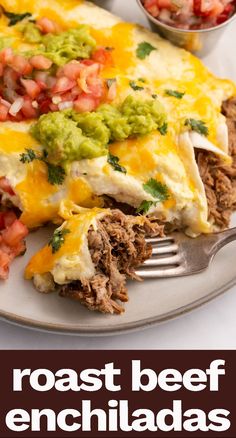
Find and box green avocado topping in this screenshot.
[21,22,43,44]
[22,25,96,66]
[31,96,167,165]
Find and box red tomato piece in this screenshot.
[0,250,10,280]
[21,96,38,119]
[74,93,99,113]
[2,220,28,247]
[92,47,113,65]
[52,77,76,94]
[10,55,32,75]
[57,61,83,80]
[3,211,17,228]
[0,48,14,65]
[21,79,41,100]
[36,17,60,34]
[30,55,53,70]
[0,177,15,196]
[0,104,8,121]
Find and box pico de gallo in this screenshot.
[0,14,114,122]
[142,0,236,29]
[0,178,28,280]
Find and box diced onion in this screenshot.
[52,96,62,105]
[58,101,73,111]
[107,81,117,101]
[32,100,39,109]
[0,98,11,109]
[9,97,24,116]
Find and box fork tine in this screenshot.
[145,236,175,244]
[136,265,185,278]
[152,244,178,255]
[144,254,181,266]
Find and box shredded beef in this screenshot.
[196,97,236,228]
[60,210,163,314]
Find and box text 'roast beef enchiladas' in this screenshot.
[0,0,236,313]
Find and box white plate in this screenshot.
[1,0,236,335]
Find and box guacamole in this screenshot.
[21,22,43,44]
[22,25,96,66]
[31,96,167,165]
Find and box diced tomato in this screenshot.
[0,215,28,280]
[0,250,10,280]
[21,96,38,119]
[36,17,60,34]
[74,93,99,113]
[30,55,53,70]
[3,211,17,228]
[92,47,113,65]
[2,220,28,247]
[34,71,49,90]
[0,213,5,230]
[10,55,32,75]
[3,67,18,90]
[39,98,51,114]
[144,0,160,16]
[20,79,41,100]
[0,104,8,121]
[52,77,76,94]
[57,61,83,80]
[0,48,14,65]
[0,177,15,196]
[217,3,234,23]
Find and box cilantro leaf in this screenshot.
[46,163,66,185]
[143,178,169,201]
[136,42,156,60]
[158,122,168,136]
[165,89,185,99]
[129,81,144,91]
[20,149,65,185]
[19,148,38,163]
[108,154,127,174]
[49,229,70,254]
[4,11,32,26]
[185,118,209,136]
[137,200,156,214]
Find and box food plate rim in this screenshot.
[1,275,235,336]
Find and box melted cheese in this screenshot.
[0,0,236,235]
[25,208,107,283]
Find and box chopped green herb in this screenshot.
[138,78,146,83]
[165,89,185,99]
[49,228,70,254]
[108,154,127,174]
[4,11,32,26]
[106,78,116,88]
[136,41,156,60]
[19,148,38,163]
[20,148,65,185]
[152,94,157,99]
[46,163,66,186]
[137,200,156,214]
[143,178,169,202]
[158,122,168,135]
[129,81,144,91]
[185,118,209,136]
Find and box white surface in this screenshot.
[0,0,236,349]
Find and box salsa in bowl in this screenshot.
[142,0,236,30]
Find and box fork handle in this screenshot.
[213,226,236,253]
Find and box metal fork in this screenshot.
[136,227,236,278]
